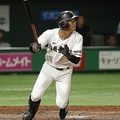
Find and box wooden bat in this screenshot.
[23,0,39,45]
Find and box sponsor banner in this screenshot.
[0,53,32,71]
[0,5,10,32]
[41,10,80,21]
[99,51,120,69]
[73,52,85,70]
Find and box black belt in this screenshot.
[55,67,70,71]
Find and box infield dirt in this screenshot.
[0,106,120,120]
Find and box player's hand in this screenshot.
[58,44,70,57]
[32,43,41,52]
[29,42,41,53]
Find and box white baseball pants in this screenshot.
[31,61,73,109]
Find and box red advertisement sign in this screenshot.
[0,53,32,71]
[73,52,85,70]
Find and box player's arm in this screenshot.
[66,54,80,64]
[67,35,83,64]
[29,30,49,53]
[58,44,80,64]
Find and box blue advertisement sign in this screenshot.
[41,10,80,21]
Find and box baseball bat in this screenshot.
[23,0,39,45]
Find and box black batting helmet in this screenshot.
[57,11,78,29]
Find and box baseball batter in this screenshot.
[22,10,83,120]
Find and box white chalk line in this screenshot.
[67,115,90,119]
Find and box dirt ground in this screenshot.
[0,106,120,120]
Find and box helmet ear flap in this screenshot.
[59,20,69,29]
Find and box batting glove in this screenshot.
[58,44,70,57]
[29,42,41,53]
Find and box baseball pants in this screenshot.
[31,61,73,109]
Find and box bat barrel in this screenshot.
[23,0,39,45]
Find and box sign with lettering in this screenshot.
[99,51,120,69]
[0,5,10,31]
[41,10,80,21]
[0,53,32,71]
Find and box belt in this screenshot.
[55,67,70,71]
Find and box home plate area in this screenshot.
[0,106,120,120]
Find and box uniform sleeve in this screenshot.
[37,30,51,48]
[72,35,83,58]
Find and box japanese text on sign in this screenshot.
[0,53,32,71]
[99,51,120,69]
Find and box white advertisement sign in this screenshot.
[0,5,10,32]
[99,51,120,69]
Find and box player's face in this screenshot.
[68,19,76,31]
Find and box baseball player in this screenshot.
[22,10,83,120]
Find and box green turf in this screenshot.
[0,73,120,106]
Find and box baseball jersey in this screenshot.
[38,28,83,68]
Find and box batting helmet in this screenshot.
[57,11,78,29]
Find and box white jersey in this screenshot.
[38,28,83,68]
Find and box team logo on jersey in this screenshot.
[48,44,74,53]
[52,42,56,44]
[53,46,57,52]
[73,50,82,56]
[74,50,81,53]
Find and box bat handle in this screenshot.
[31,24,39,45]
